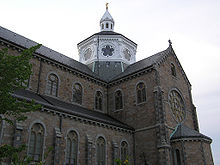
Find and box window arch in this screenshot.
[106,23,109,28]
[174,149,181,165]
[96,137,106,165]
[115,90,123,110]
[28,123,44,162]
[136,82,146,104]
[171,63,176,77]
[121,141,128,162]
[72,83,82,105]
[66,131,78,165]
[95,91,103,111]
[46,73,59,97]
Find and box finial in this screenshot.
[168,39,172,46]
[106,2,109,10]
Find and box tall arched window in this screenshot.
[46,73,59,97]
[136,82,146,104]
[66,131,78,165]
[72,83,82,105]
[97,137,106,165]
[115,90,123,110]
[175,149,181,165]
[95,91,103,111]
[28,123,44,162]
[121,141,128,162]
[106,23,109,28]
[171,63,176,77]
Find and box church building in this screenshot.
[0,5,214,165]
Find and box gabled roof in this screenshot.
[170,124,212,141]
[13,89,134,130]
[0,26,103,81]
[0,26,190,85]
[110,46,172,81]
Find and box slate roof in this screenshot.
[13,89,134,130]
[110,47,172,81]
[93,61,124,82]
[0,26,103,81]
[0,26,172,83]
[170,124,212,141]
[77,31,137,46]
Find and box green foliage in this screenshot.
[0,45,44,164]
[115,156,130,165]
[0,44,42,124]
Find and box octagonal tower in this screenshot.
[77,5,137,81]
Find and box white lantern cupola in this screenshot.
[100,3,114,32]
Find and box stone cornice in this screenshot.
[41,107,134,134]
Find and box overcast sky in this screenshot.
[1,0,220,163]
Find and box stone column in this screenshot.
[13,122,23,147]
[154,86,171,165]
[86,135,94,165]
[112,141,119,165]
[53,127,62,165]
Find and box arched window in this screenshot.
[111,24,113,29]
[115,90,123,110]
[171,63,176,77]
[66,131,78,165]
[96,137,106,165]
[121,141,128,162]
[102,24,104,29]
[106,23,109,28]
[28,123,44,162]
[72,83,82,105]
[95,91,103,111]
[46,73,59,97]
[136,82,146,104]
[175,149,181,165]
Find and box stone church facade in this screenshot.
[0,6,214,165]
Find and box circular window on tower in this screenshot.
[101,45,114,57]
[168,89,186,123]
[83,48,92,61]
[123,48,131,61]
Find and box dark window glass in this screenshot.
[111,24,113,29]
[171,63,177,77]
[106,23,109,28]
[176,149,181,165]
[28,123,44,162]
[136,82,146,104]
[115,90,123,110]
[66,131,78,165]
[121,141,128,162]
[97,137,105,165]
[95,91,103,111]
[46,73,58,96]
[72,83,82,105]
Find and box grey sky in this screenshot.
[1,0,220,163]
